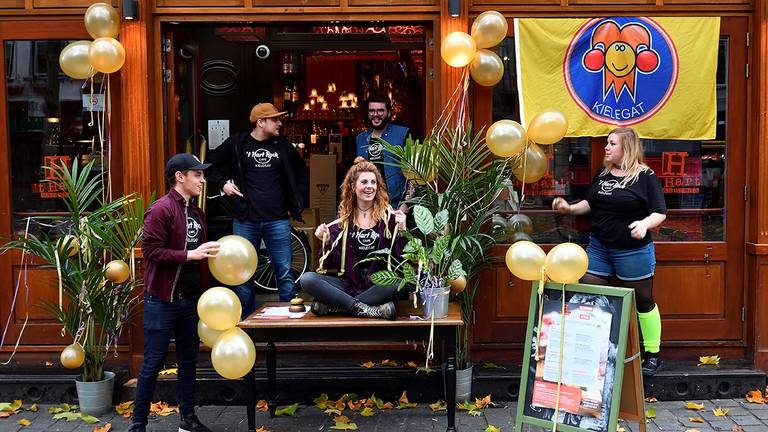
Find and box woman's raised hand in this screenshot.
[393,209,407,231]
[552,197,571,214]
[314,223,329,240]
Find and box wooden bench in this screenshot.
[239,301,464,432]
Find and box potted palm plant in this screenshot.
[3,161,148,415]
[371,127,511,401]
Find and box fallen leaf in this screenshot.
[474,395,493,410]
[381,359,399,367]
[468,409,482,416]
[616,427,626,432]
[257,400,269,412]
[360,362,375,369]
[81,414,100,424]
[429,400,447,412]
[645,407,656,419]
[713,407,729,417]
[255,427,272,432]
[275,403,299,417]
[0,400,22,413]
[158,405,179,416]
[416,366,436,374]
[482,362,505,369]
[115,401,134,415]
[313,393,329,410]
[698,355,720,366]
[396,391,417,409]
[685,401,705,410]
[93,424,112,432]
[324,408,342,416]
[17,418,31,426]
[330,422,358,430]
[457,402,475,411]
[52,412,82,421]
[689,417,704,423]
[26,404,38,412]
[644,397,658,403]
[382,402,394,410]
[149,401,167,413]
[334,415,350,423]
[158,368,178,376]
[406,361,419,369]
[484,426,501,432]
[0,412,11,418]
[732,426,745,432]
[360,407,375,417]
[347,400,362,411]
[746,389,765,404]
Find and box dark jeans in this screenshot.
[132,294,199,426]
[233,218,295,314]
[300,272,403,310]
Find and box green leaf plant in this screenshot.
[2,161,151,382]
[370,125,511,369]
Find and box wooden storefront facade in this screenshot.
[1,0,768,377]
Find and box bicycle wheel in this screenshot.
[252,230,309,293]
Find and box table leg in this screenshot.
[266,341,277,418]
[444,328,457,432]
[245,366,255,432]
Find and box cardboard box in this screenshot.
[309,155,337,223]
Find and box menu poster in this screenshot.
[519,285,630,432]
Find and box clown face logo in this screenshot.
[564,17,678,126]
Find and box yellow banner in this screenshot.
[514,17,720,139]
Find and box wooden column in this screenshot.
[438,0,469,111]
[119,2,153,376]
[749,0,768,371]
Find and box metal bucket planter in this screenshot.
[455,364,474,403]
[75,371,115,415]
[421,285,450,319]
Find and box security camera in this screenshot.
[255,45,270,59]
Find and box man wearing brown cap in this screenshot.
[207,103,308,315]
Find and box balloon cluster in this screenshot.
[486,110,568,183]
[441,11,508,87]
[59,3,125,79]
[197,235,259,379]
[505,241,588,284]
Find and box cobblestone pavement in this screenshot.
[1,399,767,432]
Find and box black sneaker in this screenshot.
[642,353,662,376]
[179,413,212,432]
[127,424,146,432]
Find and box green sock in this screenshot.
[638,304,661,353]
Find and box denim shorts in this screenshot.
[586,235,656,281]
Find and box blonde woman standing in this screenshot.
[552,127,667,375]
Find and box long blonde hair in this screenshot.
[338,157,390,224]
[601,127,651,187]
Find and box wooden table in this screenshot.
[239,301,464,432]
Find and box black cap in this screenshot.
[165,153,211,178]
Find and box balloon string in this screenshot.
[105,74,113,202]
[534,266,546,362]
[0,218,32,365]
[551,282,567,432]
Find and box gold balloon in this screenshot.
[58,235,80,257]
[209,235,258,286]
[89,37,126,74]
[84,2,120,39]
[105,260,130,284]
[59,41,93,80]
[470,49,504,87]
[441,32,477,68]
[505,241,546,281]
[198,320,225,347]
[211,328,256,379]
[486,120,526,158]
[448,276,467,294]
[544,242,589,284]
[527,110,568,145]
[471,11,508,49]
[60,343,85,369]
[512,143,548,183]
[197,287,242,331]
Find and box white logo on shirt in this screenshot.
[247,149,280,167]
[186,216,201,242]
[598,179,624,196]
[353,228,379,250]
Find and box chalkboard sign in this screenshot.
[515,282,646,432]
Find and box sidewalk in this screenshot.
[1,398,767,432]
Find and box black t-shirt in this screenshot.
[585,169,666,249]
[350,223,382,281]
[241,135,289,221]
[175,205,202,299]
[366,135,386,180]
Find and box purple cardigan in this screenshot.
[320,213,406,296]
